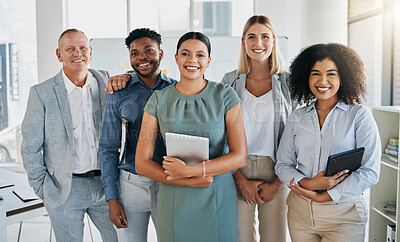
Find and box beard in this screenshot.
[133,58,161,79]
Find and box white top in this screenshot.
[242,88,275,160]
[63,70,99,173]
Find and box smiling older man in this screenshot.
[21,29,117,242]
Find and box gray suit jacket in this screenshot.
[221,70,296,159]
[21,69,109,208]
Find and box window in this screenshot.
[129,0,253,37]
[393,1,400,104]
[349,0,400,106]
[348,0,385,107]
[348,15,382,107]
[193,1,232,36]
[348,0,382,18]
[0,0,37,163]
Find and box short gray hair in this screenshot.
[58,29,88,46]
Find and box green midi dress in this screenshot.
[144,81,240,242]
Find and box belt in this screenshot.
[72,170,101,178]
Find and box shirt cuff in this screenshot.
[327,188,341,203]
[104,184,120,202]
[293,174,306,186]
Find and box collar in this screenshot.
[62,70,92,93]
[129,71,174,89]
[305,100,348,113]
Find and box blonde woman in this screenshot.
[221,15,294,242]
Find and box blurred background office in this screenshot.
[0,0,398,241]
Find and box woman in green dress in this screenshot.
[135,32,247,242]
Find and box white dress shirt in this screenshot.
[63,70,99,173]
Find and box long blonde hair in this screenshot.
[238,15,285,75]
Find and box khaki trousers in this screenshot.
[237,155,289,242]
[287,191,367,242]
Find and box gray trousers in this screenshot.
[116,169,159,242]
[45,176,117,242]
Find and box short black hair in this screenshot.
[289,43,366,105]
[58,29,87,46]
[125,28,162,49]
[176,31,211,57]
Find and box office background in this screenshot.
[0,0,399,241]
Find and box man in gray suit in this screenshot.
[21,29,117,241]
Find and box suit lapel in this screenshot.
[235,73,247,100]
[53,71,74,148]
[88,69,107,134]
[89,74,101,133]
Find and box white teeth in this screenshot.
[254,50,264,53]
[186,67,198,70]
[72,60,83,63]
[139,63,150,67]
[317,87,330,91]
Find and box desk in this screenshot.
[0,168,46,241]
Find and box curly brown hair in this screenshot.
[289,43,366,105]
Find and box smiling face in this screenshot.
[243,23,275,64]
[129,37,163,79]
[56,31,92,75]
[175,39,211,81]
[309,58,340,105]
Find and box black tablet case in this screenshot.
[325,147,365,177]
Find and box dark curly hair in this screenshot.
[125,28,162,49]
[289,43,366,105]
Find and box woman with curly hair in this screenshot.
[275,43,381,242]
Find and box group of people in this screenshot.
[21,14,381,242]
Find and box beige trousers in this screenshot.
[286,191,367,242]
[237,155,289,242]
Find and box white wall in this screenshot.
[231,0,254,36]
[36,0,66,82]
[68,0,127,39]
[254,0,302,66]
[300,0,347,46]
[255,0,347,65]
[36,0,348,82]
[36,0,128,83]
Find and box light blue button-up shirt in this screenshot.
[275,101,381,203]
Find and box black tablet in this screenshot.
[325,147,365,177]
